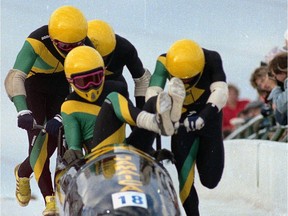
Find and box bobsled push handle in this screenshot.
[32,124,66,158]
[57,125,66,159]
[33,124,44,130]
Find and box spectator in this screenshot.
[267,52,287,125]
[229,109,248,129]
[229,100,266,130]
[256,88,270,103]
[243,100,265,119]
[250,66,277,103]
[261,29,288,65]
[222,84,250,137]
[249,65,281,130]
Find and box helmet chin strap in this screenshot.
[181,70,203,87]
[192,70,203,87]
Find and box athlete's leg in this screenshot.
[182,185,199,216]
[126,96,157,153]
[17,129,40,177]
[14,78,47,206]
[17,82,46,178]
[35,88,68,200]
[17,75,48,177]
[171,126,200,216]
[127,92,176,153]
[196,112,224,188]
[27,76,68,201]
[91,91,173,153]
[91,96,128,151]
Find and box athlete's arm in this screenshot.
[134,68,151,108]
[145,55,169,101]
[122,37,150,108]
[103,92,162,135]
[13,40,38,73]
[61,102,83,151]
[200,51,228,120]
[106,92,139,126]
[62,114,83,151]
[5,41,38,111]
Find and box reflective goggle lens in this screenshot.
[53,39,85,52]
[69,68,104,90]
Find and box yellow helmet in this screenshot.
[48,5,88,43]
[87,19,116,57]
[166,39,205,79]
[64,46,105,102]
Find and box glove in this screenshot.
[45,114,62,136]
[63,149,84,165]
[17,110,36,130]
[152,148,176,164]
[183,112,205,132]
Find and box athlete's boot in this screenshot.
[136,92,174,136]
[42,195,59,216]
[14,164,31,206]
[155,91,175,136]
[168,77,186,122]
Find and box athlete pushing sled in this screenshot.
[52,46,185,215]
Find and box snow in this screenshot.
[1,1,287,215]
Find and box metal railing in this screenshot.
[224,114,288,143]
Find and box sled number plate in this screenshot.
[112,191,148,209]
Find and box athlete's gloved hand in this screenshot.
[183,112,205,132]
[63,149,84,165]
[45,114,62,136]
[17,110,36,130]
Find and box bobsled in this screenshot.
[55,143,181,216]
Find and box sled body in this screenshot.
[55,143,181,216]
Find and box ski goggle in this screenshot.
[68,68,104,90]
[53,39,85,52]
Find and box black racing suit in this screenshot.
[61,80,129,153]
[104,34,147,108]
[149,49,226,216]
[10,25,94,200]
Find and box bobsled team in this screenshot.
[4,5,231,216]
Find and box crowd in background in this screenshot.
[222,30,288,139]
